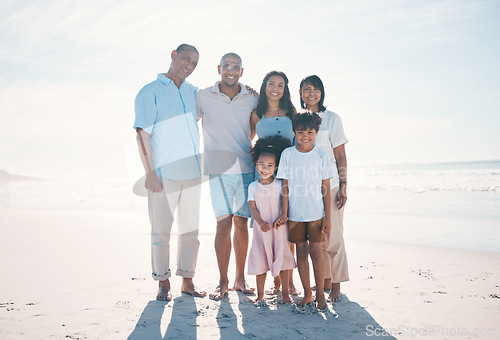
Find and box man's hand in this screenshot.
[273,214,288,229]
[322,219,332,234]
[336,185,347,209]
[245,85,259,98]
[260,221,271,232]
[145,172,162,193]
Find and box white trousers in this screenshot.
[322,186,350,283]
[148,177,201,281]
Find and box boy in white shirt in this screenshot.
[276,112,334,310]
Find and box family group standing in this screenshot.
[133,44,349,310]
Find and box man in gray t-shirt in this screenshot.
[196,53,258,300]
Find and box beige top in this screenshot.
[196,82,258,175]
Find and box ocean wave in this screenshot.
[351,180,500,193]
[351,184,499,193]
[356,170,500,177]
[349,161,500,193]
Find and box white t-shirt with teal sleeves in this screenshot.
[276,146,335,222]
[315,110,348,186]
[134,74,201,181]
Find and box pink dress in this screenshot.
[247,179,296,277]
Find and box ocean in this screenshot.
[351,159,500,193]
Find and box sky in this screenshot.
[1,0,499,178]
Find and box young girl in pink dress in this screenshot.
[247,135,296,304]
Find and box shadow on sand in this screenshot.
[215,296,241,340]
[128,294,197,340]
[330,295,398,339]
[128,294,396,339]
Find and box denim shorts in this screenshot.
[209,173,254,219]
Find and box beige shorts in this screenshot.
[288,218,324,243]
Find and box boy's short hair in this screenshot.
[292,112,322,132]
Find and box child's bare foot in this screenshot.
[265,284,280,295]
[209,280,229,300]
[265,277,281,295]
[266,288,279,295]
[232,279,255,294]
[288,282,300,296]
[281,292,292,304]
[328,283,342,302]
[316,295,328,310]
[181,278,206,298]
[156,279,172,301]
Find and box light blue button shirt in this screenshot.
[134,74,201,180]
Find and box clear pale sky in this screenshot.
[1,0,499,178]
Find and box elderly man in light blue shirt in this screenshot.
[134,43,206,301]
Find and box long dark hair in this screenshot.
[299,75,326,112]
[256,71,295,119]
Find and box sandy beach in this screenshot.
[1,203,499,339]
[2,0,500,338]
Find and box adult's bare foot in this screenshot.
[328,283,342,302]
[316,296,328,310]
[233,279,255,294]
[297,293,313,306]
[181,278,207,298]
[324,278,332,292]
[156,279,172,301]
[209,281,229,300]
[250,296,265,304]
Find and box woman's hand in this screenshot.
[337,184,347,209]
